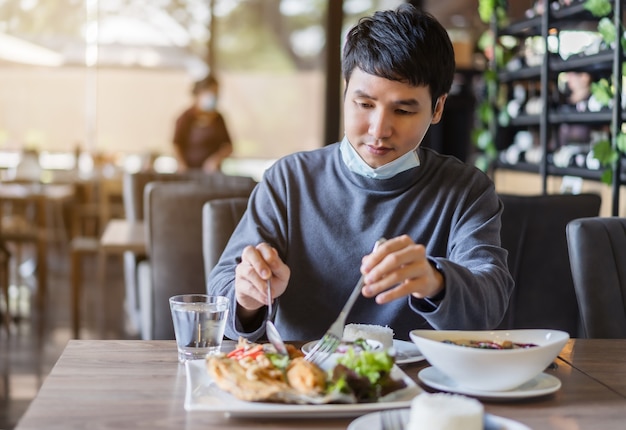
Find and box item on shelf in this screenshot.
[524,145,544,165]
[525,0,546,18]
[524,96,543,115]
[523,36,545,67]
[500,131,535,165]
[587,94,606,112]
[505,56,524,72]
[506,84,528,119]
[553,144,590,168]
[558,122,592,147]
[586,151,602,170]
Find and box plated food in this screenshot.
[206,338,406,404]
[343,323,394,349]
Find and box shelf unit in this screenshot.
[490,0,624,215]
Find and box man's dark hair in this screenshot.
[342,4,455,108]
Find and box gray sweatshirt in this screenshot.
[207,143,514,342]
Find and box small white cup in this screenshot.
[169,294,229,363]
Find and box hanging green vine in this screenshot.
[473,0,509,172]
[474,0,625,183]
[584,0,626,184]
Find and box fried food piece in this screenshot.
[286,343,304,359]
[207,355,290,402]
[285,357,327,396]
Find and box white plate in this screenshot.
[301,339,425,365]
[391,339,425,364]
[184,359,424,418]
[418,366,561,400]
[347,408,531,430]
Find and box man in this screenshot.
[208,4,514,342]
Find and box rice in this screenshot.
[342,323,394,349]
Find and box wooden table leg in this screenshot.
[1,242,10,335]
[35,195,47,341]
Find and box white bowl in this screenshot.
[409,329,569,392]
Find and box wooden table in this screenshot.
[558,339,626,397]
[100,218,146,254]
[14,339,626,429]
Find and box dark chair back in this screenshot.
[202,197,249,279]
[144,176,256,339]
[497,193,602,336]
[566,217,626,338]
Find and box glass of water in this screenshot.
[169,294,229,363]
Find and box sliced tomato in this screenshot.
[227,344,264,360]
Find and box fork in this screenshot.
[380,409,407,430]
[305,238,386,365]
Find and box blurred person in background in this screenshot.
[173,74,233,172]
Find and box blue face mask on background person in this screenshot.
[340,136,421,180]
[198,93,217,112]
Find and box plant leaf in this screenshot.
[478,0,497,24]
[475,129,494,151]
[601,168,613,184]
[593,139,618,164]
[591,79,613,106]
[597,17,616,45]
[584,0,613,17]
[617,132,626,153]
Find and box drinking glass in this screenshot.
[169,294,229,363]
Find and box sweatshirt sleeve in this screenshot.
[206,166,287,342]
[408,184,514,330]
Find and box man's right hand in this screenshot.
[234,243,290,323]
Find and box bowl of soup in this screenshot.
[409,329,569,391]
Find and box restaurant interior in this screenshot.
[1,1,626,429]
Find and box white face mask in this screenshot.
[340,136,421,180]
[198,93,217,111]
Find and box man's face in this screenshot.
[343,68,446,168]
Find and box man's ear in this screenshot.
[431,94,448,124]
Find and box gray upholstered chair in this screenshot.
[121,170,213,332]
[202,197,249,279]
[497,193,602,336]
[140,177,256,340]
[566,217,626,338]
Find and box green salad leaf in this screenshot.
[327,348,405,402]
[336,348,394,384]
[266,353,290,370]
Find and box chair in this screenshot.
[140,176,256,340]
[497,193,602,336]
[0,237,10,334]
[0,196,39,327]
[121,170,198,332]
[202,197,249,280]
[123,170,209,221]
[0,182,73,336]
[69,174,124,338]
[69,171,202,338]
[566,217,626,338]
